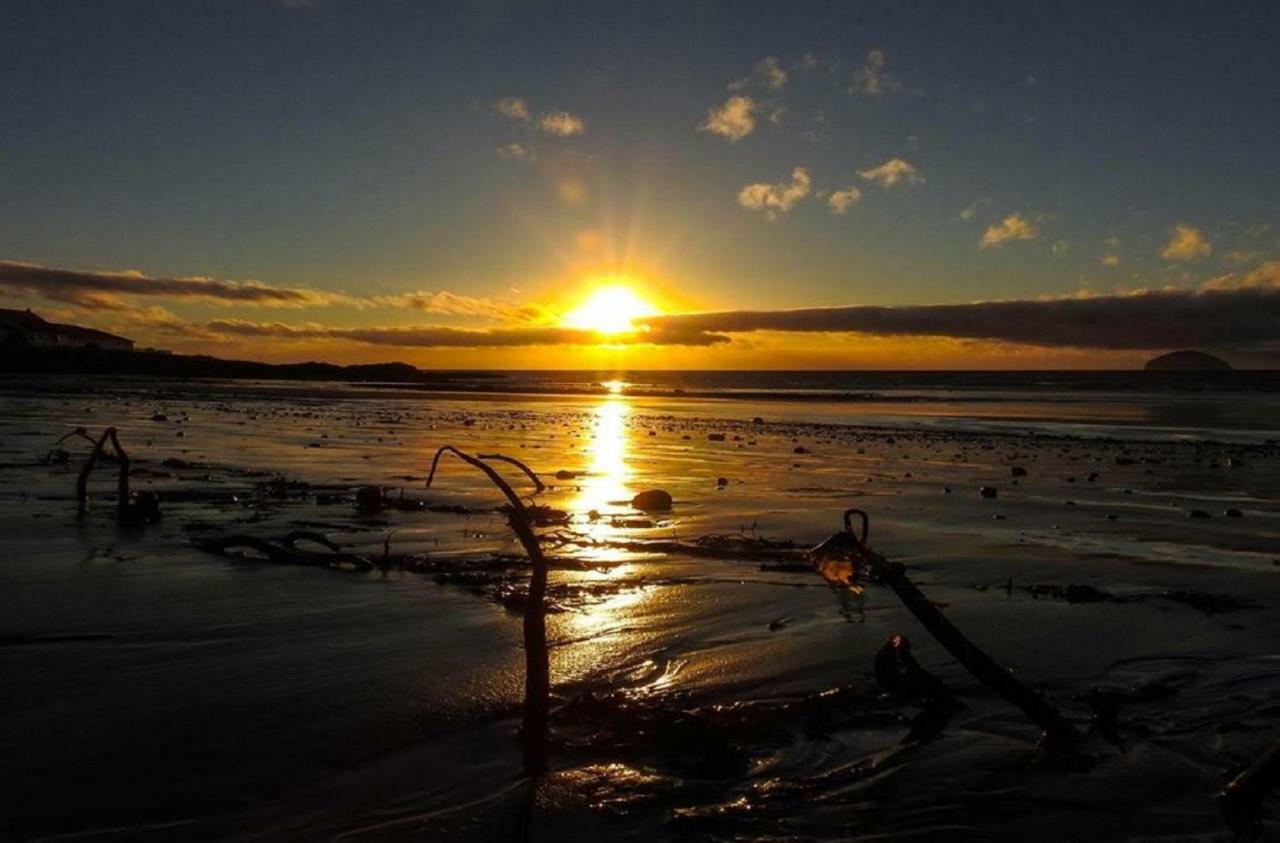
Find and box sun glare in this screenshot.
[563,284,658,336]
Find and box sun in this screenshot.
[563,283,658,336]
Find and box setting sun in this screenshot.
[562,284,658,335]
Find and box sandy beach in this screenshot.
[1,375,1278,840]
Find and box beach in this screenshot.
[2,373,1279,841]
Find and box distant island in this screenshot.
[1144,350,1233,371]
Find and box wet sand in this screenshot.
[2,377,1279,840]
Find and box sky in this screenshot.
[2,0,1279,369]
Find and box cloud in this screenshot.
[730,56,788,92]
[0,260,343,308]
[206,320,727,348]
[372,290,546,322]
[494,98,584,136]
[1101,253,1121,267]
[737,167,812,220]
[494,97,530,122]
[537,111,585,136]
[496,143,534,162]
[827,186,862,214]
[1224,249,1265,266]
[645,286,1280,351]
[1161,223,1212,261]
[1200,259,1280,291]
[857,158,924,188]
[851,50,902,97]
[699,95,756,142]
[980,214,1038,248]
[959,198,988,220]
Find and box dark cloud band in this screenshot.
[646,286,1280,350]
[205,320,728,348]
[0,261,338,307]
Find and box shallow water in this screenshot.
[2,375,1279,840]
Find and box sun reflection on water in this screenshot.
[554,394,665,676]
[575,395,632,549]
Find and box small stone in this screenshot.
[980,486,998,499]
[1224,508,1243,518]
[356,485,385,513]
[631,489,673,512]
[1188,510,1212,519]
[708,433,726,441]
[1010,466,1027,477]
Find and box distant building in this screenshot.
[0,308,135,351]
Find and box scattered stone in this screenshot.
[356,485,385,513]
[631,489,673,512]
[980,486,998,499]
[1010,466,1027,477]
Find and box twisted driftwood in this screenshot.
[71,427,131,522]
[1220,739,1280,833]
[477,453,546,494]
[199,532,373,571]
[427,446,550,775]
[810,508,1079,747]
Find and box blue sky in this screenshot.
[2,1,1278,367]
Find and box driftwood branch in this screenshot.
[811,508,1079,747]
[199,533,373,571]
[476,453,546,493]
[42,427,97,465]
[1220,739,1280,833]
[427,445,550,775]
[75,428,130,523]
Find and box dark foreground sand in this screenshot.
[1,378,1279,841]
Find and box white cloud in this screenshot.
[537,111,585,136]
[372,290,545,321]
[959,199,988,220]
[1201,259,1280,290]
[851,50,902,97]
[493,97,530,122]
[1161,223,1211,261]
[699,95,757,142]
[731,56,788,92]
[1101,253,1121,267]
[496,143,534,162]
[737,167,812,220]
[857,158,924,188]
[980,214,1038,248]
[828,186,862,214]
